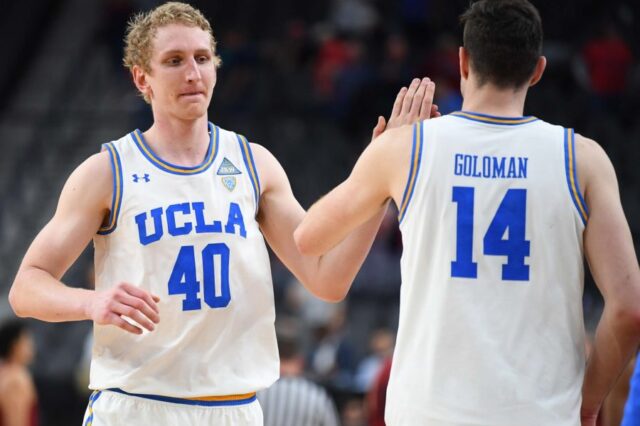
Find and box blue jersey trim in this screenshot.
[98,143,123,235]
[563,128,588,225]
[106,388,257,407]
[450,111,538,126]
[132,123,219,175]
[237,134,261,215]
[83,390,102,426]
[570,129,589,219]
[398,121,424,223]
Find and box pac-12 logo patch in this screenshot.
[221,176,237,191]
[217,158,242,176]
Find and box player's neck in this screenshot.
[142,116,211,167]
[461,83,528,117]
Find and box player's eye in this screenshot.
[196,55,210,64]
[166,57,181,66]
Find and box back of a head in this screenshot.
[0,319,27,360]
[275,319,301,361]
[460,0,543,89]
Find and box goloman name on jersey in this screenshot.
[454,153,528,179]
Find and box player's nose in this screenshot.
[185,58,201,82]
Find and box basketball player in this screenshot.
[295,1,640,425]
[8,2,438,425]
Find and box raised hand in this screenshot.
[86,282,161,334]
[372,77,440,139]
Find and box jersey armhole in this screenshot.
[398,121,424,224]
[97,142,124,235]
[236,134,261,216]
[563,128,589,225]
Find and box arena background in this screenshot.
[0,0,638,424]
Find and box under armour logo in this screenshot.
[132,173,150,183]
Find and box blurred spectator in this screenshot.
[379,33,413,85]
[341,395,367,426]
[348,208,401,359]
[333,39,376,118]
[354,328,394,392]
[314,35,352,98]
[101,0,135,73]
[309,305,357,390]
[580,21,633,110]
[367,356,392,426]
[0,319,37,426]
[330,0,379,37]
[258,319,340,426]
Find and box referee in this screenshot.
[258,319,340,426]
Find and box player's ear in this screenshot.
[528,56,546,87]
[459,47,470,81]
[132,65,152,101]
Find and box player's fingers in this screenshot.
[401,78,421,115]
[410,78,430,120]
[431,104,441,118]
[112,301,156,332]
[127,309,157,332]
[108,313,143,335]
[371,116,386,140]
[120,283,160,314]
[390,87,407,120]
[117,293,160,324]
[420,80,436,120]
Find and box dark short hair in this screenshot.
[460,0,543,88]
[0,319,28,359]
[275,318,301,360]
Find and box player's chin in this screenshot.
[175,104,208,121]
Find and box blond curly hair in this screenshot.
[123,2,222,75]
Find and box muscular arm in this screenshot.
[578,134,640,419]
[258,78,436,302]
[294,125,412,253]
[292,125,414,299]
[255,144,389,302]
[9,152,159,333]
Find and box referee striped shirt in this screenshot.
[258,376,340,426]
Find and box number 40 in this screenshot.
[168,243,231,311]
[451,187,530,281]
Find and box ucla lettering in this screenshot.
[453,154,528,179]
[136,207,164,245]
[135,202,247,245]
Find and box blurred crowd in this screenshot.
[0,0,638,424]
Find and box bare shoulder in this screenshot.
[370,124,414,151]
[73,150,112,183]
[574,133,606,161]
[57,151,112,213]
[365,124,417,204]
[574,133,616,194]
[248,142,275,166]
[248,142,287,194]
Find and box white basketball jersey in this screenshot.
[388,112,587,426]
[91,123,278,397]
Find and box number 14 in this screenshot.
[451,187,530,281]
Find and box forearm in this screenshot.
[9,266,93,322]
[306,202,389,301]
[582,305,640,415]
